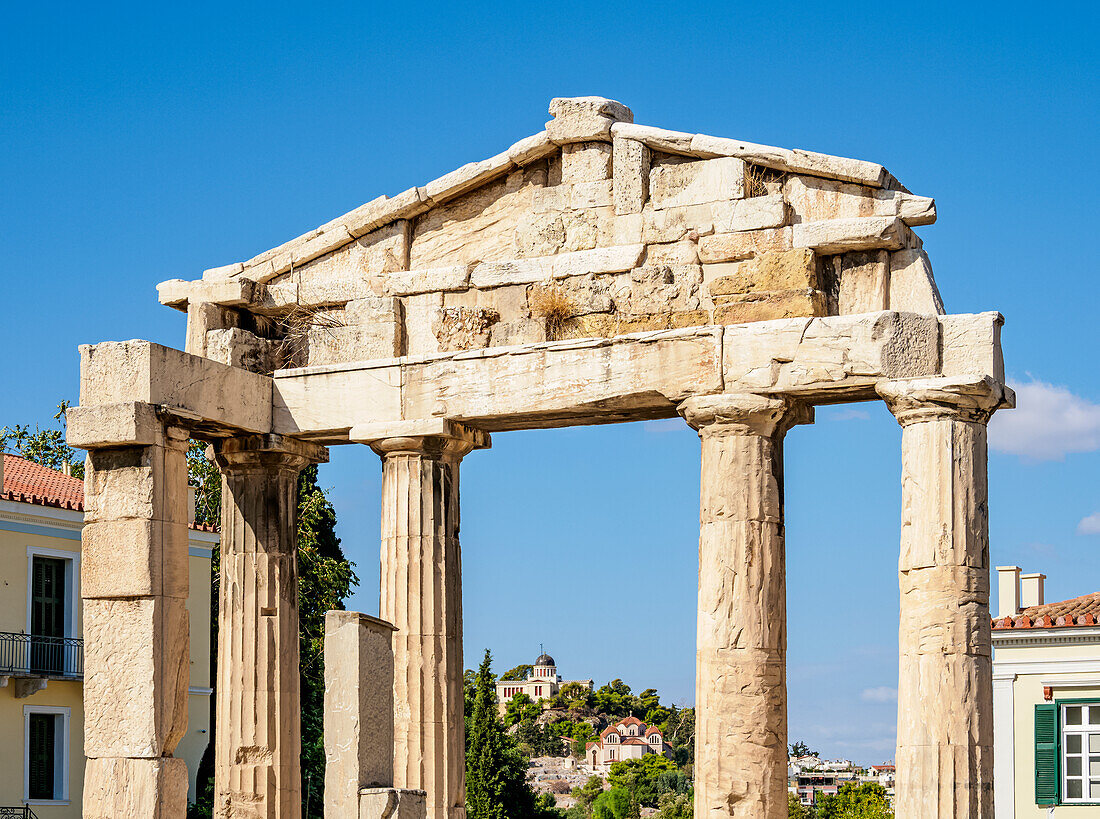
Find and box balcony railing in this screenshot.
[0,632,83,679]
[0,807,40,819]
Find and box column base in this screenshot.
[360,788,429,819]
[83,757,188,819]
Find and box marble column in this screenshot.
[679,394,811,819]
[213,434,328,819]
[367,422,489,819]
[80,416,191,818]
[877,375,1012,819]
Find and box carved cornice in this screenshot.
[677,393,813,438]
[876,375,1014,426]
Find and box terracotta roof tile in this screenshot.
[2,454,84,510]
[992,591,1100,630]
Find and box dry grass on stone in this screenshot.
[529,284,576,341]
[255,305,348,369]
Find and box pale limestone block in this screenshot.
[83,757,188,819]
[157,278,191,308]
[612,138,650,215]
[469,245,643,289]
[185,301,237,357]
[402,292,445,358]
[792,216,907,254]
[650,157,746,210]
[699,228,793,263]
[202,261,244,281]
[410,168,544,269]
[325,612,397,817]
[612,213,644,245]
[432,306,499,352]
[644,241,700,266]
[837,250,890,314]
[488,317,546,347]
[301,298,402,366]
[895,192,937,225]
[294,220,410,291]
[360,788,428,819]
[546,97,631,144]
[711,194,787,233]
[532,186,568,214]
[83,596,189,758]
[157,277,255,309]
[258,279,299,311]
[713,290,825,324]
[67,401,161,449]
[82,518,189,599]
[785,174,937,226]
[706,249,817,296]
[506,131,556,166]
[469,257,552,289]
[788,149,889,188]
[205,327,279,373]
[610,122,696,154]
[641,205,714,244]
[562,207,610,252]
[549,96,633,122]
[83,436,187,525]
[335,188,429,240]
[889,248,946,315]
[514,211,566,257]
[569,179,614,209]
[561,142,612,182]
[78,340,272,433]
[423,151,515,205]
[688,134,796,168]
[614,265,702,315]
[384,265,471,297]
[939,313,1004,384]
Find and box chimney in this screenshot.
[1021,573,1046,609]
[996,566,1021,618]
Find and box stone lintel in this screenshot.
[68,401,163,449]
[350,419,491,453]
[877,374,1015,426]
[79,340,273,436]
[678,393,813,437]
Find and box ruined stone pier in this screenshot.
[70,96,1011,818]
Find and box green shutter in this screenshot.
[1035,703,1059,805]
[28,713,55,800]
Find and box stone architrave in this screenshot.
[360,421,490,819]
[324,611,398,818]
[78,414,191,819]
[877,375,1013,819]
[678,394,812,819]
[213,434,329,819]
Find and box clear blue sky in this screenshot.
[2,1,1097,765]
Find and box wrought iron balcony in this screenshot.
[0,807,41,818]
[0,631,83,679]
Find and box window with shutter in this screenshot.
[1035,702,1059,805]
[28,712,56,800]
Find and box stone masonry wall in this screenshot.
[159,97,943,372]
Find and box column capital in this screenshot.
[352,419,491,460]
[677,393,813,438]
[213,432,329,470]
[877,375,1014,426]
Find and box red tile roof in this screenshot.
[621,737,649,745]
[617,716,644,727]
[2,454,84,510]
[992,592,1100,630]
[2,453,218,532]
[644,726,662,737]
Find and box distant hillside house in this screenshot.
[585,716,672,770]
[496,653,592,714]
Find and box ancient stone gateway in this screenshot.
[68,97,1012,819]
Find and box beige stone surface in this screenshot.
[373,431,481,819]
[422,151,514,205]
[612,137,649,215]
[213,435,327,819]
[82,518,189,599]
[359,788,429,819]
[877,376,1010,819]
[785,174,937,226]
[384,265,471,297]
[561,142,612,182]
[610,122,696,154]
[711,193,787,233]
[706,249,817,295]
[186,300,238,357]
[837,250,890,314]
[83,595,190,758]
[506,131,555,166]
[325,612,398,818]
[546,96,632,145]
[205,327,280,373]
[83,757,189,819]
[79,340,272,434]
[679,394,810,819]
[650,157,746,210]
[889,248,946,315]
[792,216,907,254]
[713,289,826,324]
[698,228,793,263]
[67,400,161,449]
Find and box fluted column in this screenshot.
[877,375,1012,819]
[362,421,489,819]
[213,434,328,819]
[679,394,811,819]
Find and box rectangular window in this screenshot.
[1062,703,1100,803]
[31,557,66,674]
[24,706,69,803]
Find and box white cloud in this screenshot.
[860,687,898,703]
[988,379,1100,461]
[1079,513,1100,536]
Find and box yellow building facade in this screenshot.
[0,454,214,816]
[993,566,1100,818]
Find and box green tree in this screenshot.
[815,782,893,819]
[592,786,638,819]
[466,650,539,819]
[504,692,543,727]
[0,401,84,477]
[656,791,693,819]
[789,740,817,758]
[607,755,678,807]
[501,663,534,681]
